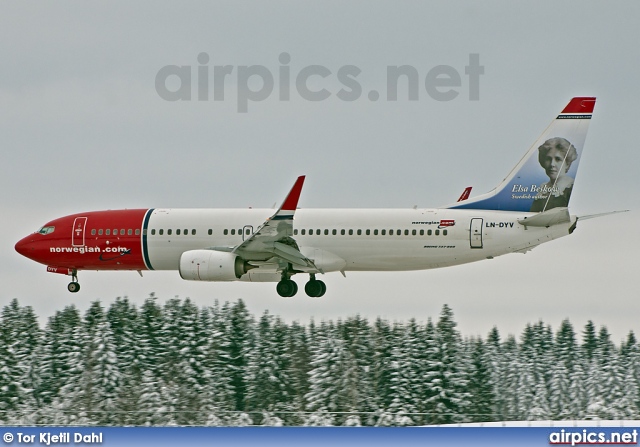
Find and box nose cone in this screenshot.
[15,235,35,258]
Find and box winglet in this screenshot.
[274,176,305,219]
[457,187,472,202]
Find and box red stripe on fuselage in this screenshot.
[17,209,149,271]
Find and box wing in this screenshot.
[229,176,320,272]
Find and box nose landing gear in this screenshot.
[67,270,80,293]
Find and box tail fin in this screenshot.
[450,97,596,212]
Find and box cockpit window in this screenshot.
[37,226,55,235]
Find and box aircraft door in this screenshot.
[72,217,88,247]
[242,225,253,241]
[470,218,483,249]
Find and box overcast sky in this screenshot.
[2,1,638,342]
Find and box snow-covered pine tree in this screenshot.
[567,360,587,419]
[87,320,121,425]
[245,312,292,423]
[387,321,419,425]
[106,297,141,425]
[466,337,496,422]
[46,306,85,424]
[426,304,470,424]
[205,300,237,420]
[371,317,394,417]
[228,299,254,416]
[283,320,311,424]
[0,300,27,423]
[582,320,598,363]
[305,320,354,425]
[138,369,168,426]
[339,315,376,423]
[137,295,164,379]
[498,335,519,420]
[485,326,504,421]
[172,298,210,425]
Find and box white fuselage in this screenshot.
[145,208,573,278]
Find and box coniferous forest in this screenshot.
[0,296,638,426]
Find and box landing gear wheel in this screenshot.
[305,279,326,298]
[67,282,80,293]
[276,279,298,297]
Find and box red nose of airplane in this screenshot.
[15,235,35,259]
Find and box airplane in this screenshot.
[15,97,618,298]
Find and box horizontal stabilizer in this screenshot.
[577,210,629,221]
[518,207,570,228]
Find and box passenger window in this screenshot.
[420,230,424,236]
[389,230,394,235]
[404,230,409,235]
[176,229,181,235]
[208,229,213,235]
[412,229,416,236]
[427,230,432,236]
[381,229,386,235]
[245,229,249,235]
[135,229,140,235]
[91,229,96,236]
[128,229,133,236]
[341,229,345,235]
[231,229,235,235]
[316,229,321,235]
[192,229,196,235]
[294,229,298,235]
[113,229,118,235]
[435,229,440,235]
[106,229,111,235]
[224,229,228,235]
[120,229,125,236]
[151,229,155,235]
[98,229,103,235]
[324,229,329,235]
[184,229,188,235]
[374,229,378,235]
[366,229,370,235]
[332,229,337,235]
[443,229,448,236]
[168,229,172,236]
[301,229,306,235]
[159,229,164,235]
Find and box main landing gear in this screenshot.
[305,274,326,298]
[67,270,80,293]
[276,273,326,298]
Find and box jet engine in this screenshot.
[179,250,252,281]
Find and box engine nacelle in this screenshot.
[179,250,251,282]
